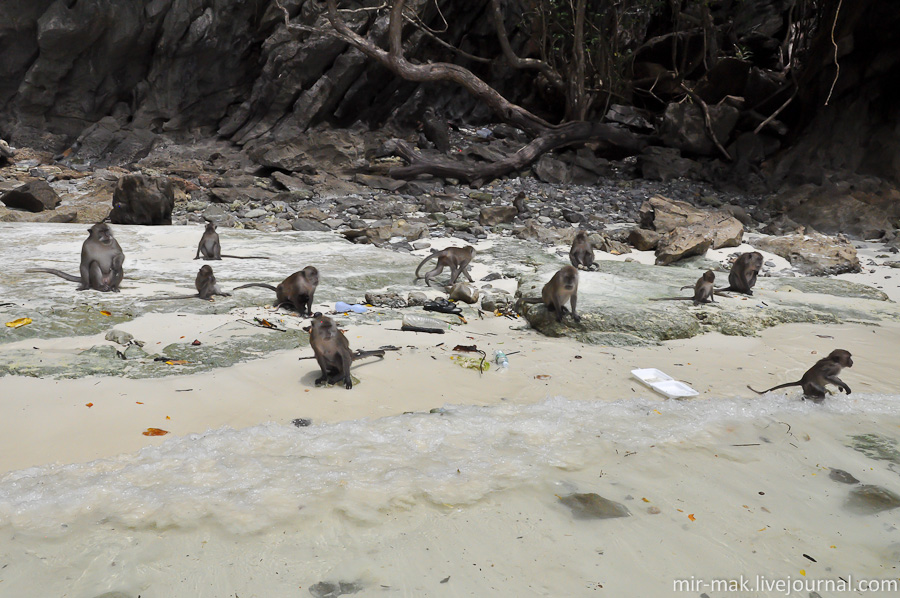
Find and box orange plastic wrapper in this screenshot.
[142,428,169,436]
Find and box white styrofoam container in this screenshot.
[631,368,699,399]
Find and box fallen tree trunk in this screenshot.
[389,122,648,183]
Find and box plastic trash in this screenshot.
[494,350,509,372]
[630,368,698,399]
[335,301,368,313]
[476,127,493,139]
[424,298,462,315]
[401,314,446,334]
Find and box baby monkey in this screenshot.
[747,349,853,402]
[146,265,231,301]
[195,222,269,260]
[415,245,475,287]
[569,231,598,271]
[650,270,716,305]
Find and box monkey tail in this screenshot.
[352,349,386,361]
[232,283,278,292]
[747,381,800,395]
[26,268,81,283]
[220,255,270,260]
[414,253,436,280]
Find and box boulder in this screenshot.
[641,195,744,249]
[0,180,60,212]
[533,155,570,184]
[479,206,517,226]
[108,174,174,225]
[658,102,740,156]
[628,228,661,251]
[655,229,712,266]
[751,232,861,276]
[779,186,895,240]
[638,146,698,181]
[448,282,479,304]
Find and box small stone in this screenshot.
[448,282,479,304]
[104,330,134,346]
[828,468,859,484]
[244,208,267,219]
[364,291,407,309]
[407,291,428,307]
[559,493,630,519]
[291,218,330,232]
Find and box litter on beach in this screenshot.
[631,368,699,399]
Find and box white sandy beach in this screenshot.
[1,225,899,597]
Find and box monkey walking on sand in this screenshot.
[233,266,319,316]
[747,349,853,403]
[27,223,125,292]
[650,270,716,305]
[414,246,475,287]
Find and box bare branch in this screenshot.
[274,0,335,36]
[488,0,565,92]
[324,0,553,135]
[679,83,732,161]
[401,13,491,64]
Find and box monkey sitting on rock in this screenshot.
[650,270,716,306]
[520,265,581,324]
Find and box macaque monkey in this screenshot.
[195,222,268,260]
[27,223,125,292]
[650,270,716,305]
[747,349,853,402]
[233,266,319,316]
[309,314,354,389]
[569,231,597,271]
[716,251,763,295]
[146,265,230,301]
[415,246,475,287]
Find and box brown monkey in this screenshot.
[146,265,231,301]
[27,223,125,292]
[543,265,580,323]
[513,192,527,215]
[747,349,853,402]
[569,231,597,271]
[233,266,319,316]
[422,107,451,153]
[195,222,268,260]
[715,251,763,296]
[650,270,716,305]
[309,314,354,389]
[415,246,475,287]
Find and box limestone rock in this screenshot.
[364,291,406,309]
[752,232,860,276]
[448,282,479,304]
[628,228,661,251]
[108,174,174,225]
[638,146,698,181]
[0,180,60,212]
[659,102,740,156]
[479,206,517,226]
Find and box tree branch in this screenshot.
[325,0,553,135]
[488,0,565,92]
